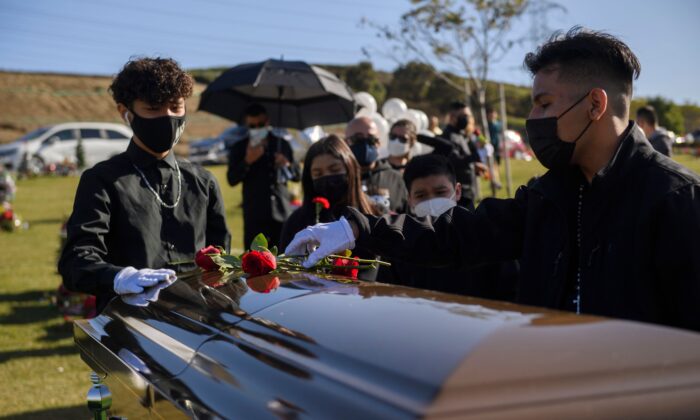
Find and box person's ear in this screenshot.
[454,182,462,202]
[117,103,129,123]
[589,88,608,121]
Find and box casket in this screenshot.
[74,270,700,419]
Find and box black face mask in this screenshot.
[455,115,469,131]
[350,141,379,167]
[525,93,593,170]
[128,109,186,153]
[312,174,348,205]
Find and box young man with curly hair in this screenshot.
[59,57,230,313]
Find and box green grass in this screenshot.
[0,156,699,417]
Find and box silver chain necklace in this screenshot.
[132,160,181,209]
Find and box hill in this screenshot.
[0,71,232,145]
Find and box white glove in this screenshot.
[284,216,356,268]
[113,266,176,295]
[121,276,174,306]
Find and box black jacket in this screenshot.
[648,129,673,157]
[347,122,700,331]
[59,143,230,313]
[363,160,408,213]
[227,133,300,222]
[434,125,481,203]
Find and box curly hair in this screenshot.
[109,57,194,107]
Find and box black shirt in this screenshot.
[227,132,300,223]
[363,160,408,214]
[59,141,230,312]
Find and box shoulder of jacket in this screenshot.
[640,154,700,191]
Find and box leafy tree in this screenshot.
[343,62,387,105]
[387,61,435,102]
[365,0,564,141]
[680,104,700,134]
[645,96,685,134]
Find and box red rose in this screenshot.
[246,275,281,293]
[82,295,97,319]
[242,250,277,277]
[2,210,12,220]
[195,245,222,272]
[331,257,360,279]
[312,197,330,209]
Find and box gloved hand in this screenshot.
[113,266,176,295]
[121,276,174,306]
[284,216,356,268]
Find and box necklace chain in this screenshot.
[132,160,181,209]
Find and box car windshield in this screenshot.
[17,127,50,142]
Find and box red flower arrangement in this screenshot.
[331,256,360,279]
[186,233,388,292]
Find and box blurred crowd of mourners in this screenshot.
[52,27,700,332]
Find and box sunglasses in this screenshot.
[389,135,409,143]
[347,133,380,145]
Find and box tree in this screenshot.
[646,96,685,134]
[387,61,435,102]
[365,0,563,140]
[344,62,387,105]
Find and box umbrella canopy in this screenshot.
[198,59,355,129]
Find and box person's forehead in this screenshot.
[531,66,571,100]
[345,119,376,136]
[311,153,343,169]
[410,174,453,193]
[391,126,408,135]
[133,97,184,107]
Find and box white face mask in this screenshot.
[388,138,411,157]
[413,194,457,218]
[249,127,268,146]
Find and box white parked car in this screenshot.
[0,122,132,171]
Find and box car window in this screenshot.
[18,127,50,142]
[51,130,75,141]
[80,129,102,140]
[106,130,129,140]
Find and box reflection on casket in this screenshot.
[74,270,700,419]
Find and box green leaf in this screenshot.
[270,246,278,257]
[250,233,268,252]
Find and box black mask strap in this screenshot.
[557,92,590,119]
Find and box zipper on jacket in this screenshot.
[574,184,584,314]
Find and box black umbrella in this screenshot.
[198,59,355,129]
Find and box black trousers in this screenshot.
[243,218,283,250]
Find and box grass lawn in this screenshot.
[0,155,699,418]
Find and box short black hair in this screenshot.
[403,154,456,192]
[524,26,641,116]
[636,105,657,126]
[110,57,194,107]
[244,103,267,117]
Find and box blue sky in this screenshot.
[1,0,698,104]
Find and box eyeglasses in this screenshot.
[389,135,409,144]
[346,133,379,146]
